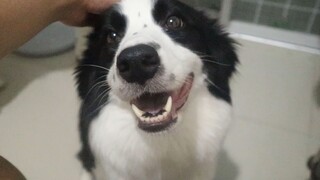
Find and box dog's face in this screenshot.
[76,0,238,134]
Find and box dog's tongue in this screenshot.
[132,75,194,115]
[132,92,169,113]
[171,75,194,111]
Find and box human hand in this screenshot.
[59,0,118,26]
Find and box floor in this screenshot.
[0,38,319,180]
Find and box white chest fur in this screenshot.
[88,88,232,180]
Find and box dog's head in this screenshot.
[76,0,238,133]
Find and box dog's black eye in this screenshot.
[107,31,121,44]
[165,16,184,30]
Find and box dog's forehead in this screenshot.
[114,0,168,51]
[118,0,156,22]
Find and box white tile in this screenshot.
[0,69,82,180]
[220,118,312,180]
[231,38,319,134]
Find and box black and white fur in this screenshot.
[75,0,238,179]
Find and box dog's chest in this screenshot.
[89,92,231,180]
[92,134,213,180]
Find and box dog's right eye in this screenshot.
[107,31,121,44]
[165,16,184,30]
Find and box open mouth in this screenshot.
[130,74,194,133]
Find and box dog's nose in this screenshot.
[117,44,160,85]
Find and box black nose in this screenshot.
[117,44,160,85]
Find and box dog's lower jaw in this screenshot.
[88,87,232,180]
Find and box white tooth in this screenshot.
[153,116,159,122]
[158,114,164,121]
[163,111,168,118]
[164,96,172,113]
[144,117,150,122]
[140,116,147,122]
[150,117,156,122]
[131,104,145,118]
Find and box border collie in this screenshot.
[75,0,238,179]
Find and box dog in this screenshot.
[75,0,238,179]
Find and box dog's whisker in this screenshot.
[205,78,228,94]
[83,76,108,101]
[88,87,111,108]
[86,99,110,118]
[191,51,232,67]
[80,64,110,71]
[201,59,231,66]
[97,88,111,107]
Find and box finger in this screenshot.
[61,8,88,26]
[86,0,119,14]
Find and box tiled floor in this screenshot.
[0,38,319,180]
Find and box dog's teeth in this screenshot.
[145,117,151,122]
[132,98,172,123]
[163,111,168,118]
[150,117,156,122]
[131,104,144,118]
[158,114,164,121]
[141,116,147,122]
[164,96,172,113]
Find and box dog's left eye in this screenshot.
[165,16,184,30]
[107,31,121,44]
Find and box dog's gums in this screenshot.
[130,74,194,132]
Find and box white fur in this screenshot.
[89,82,232,180]
[108,0,200,101]
[82,0,233,179]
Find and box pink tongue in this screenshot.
[132,92,169,113]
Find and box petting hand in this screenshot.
[60,0,118,26]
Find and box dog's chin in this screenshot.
[128,74,194,133]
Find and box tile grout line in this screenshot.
[306,0,320,33]
[282,0,292,18]
[253,0,264,23]
[241,0,319,13]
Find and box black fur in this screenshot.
[75,0,238,171]
[75,9,127,171]
[153,0,238,103]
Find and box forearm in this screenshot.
[0,0,72,59]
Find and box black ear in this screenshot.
[74,13,110,172]
[201,18,239,103]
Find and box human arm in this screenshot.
[0,0,116,59]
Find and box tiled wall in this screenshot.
[231,0,320,35]
[195,0,320,35]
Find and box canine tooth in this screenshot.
[131,104,145,118]
[164,96,172,113]
[140,116,147,122]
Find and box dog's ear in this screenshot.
[201,18,239,102]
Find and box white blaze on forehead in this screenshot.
[108,0,203,100]
[116,0,161,50]
[119,0,156,14]
[119,0,156,26]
